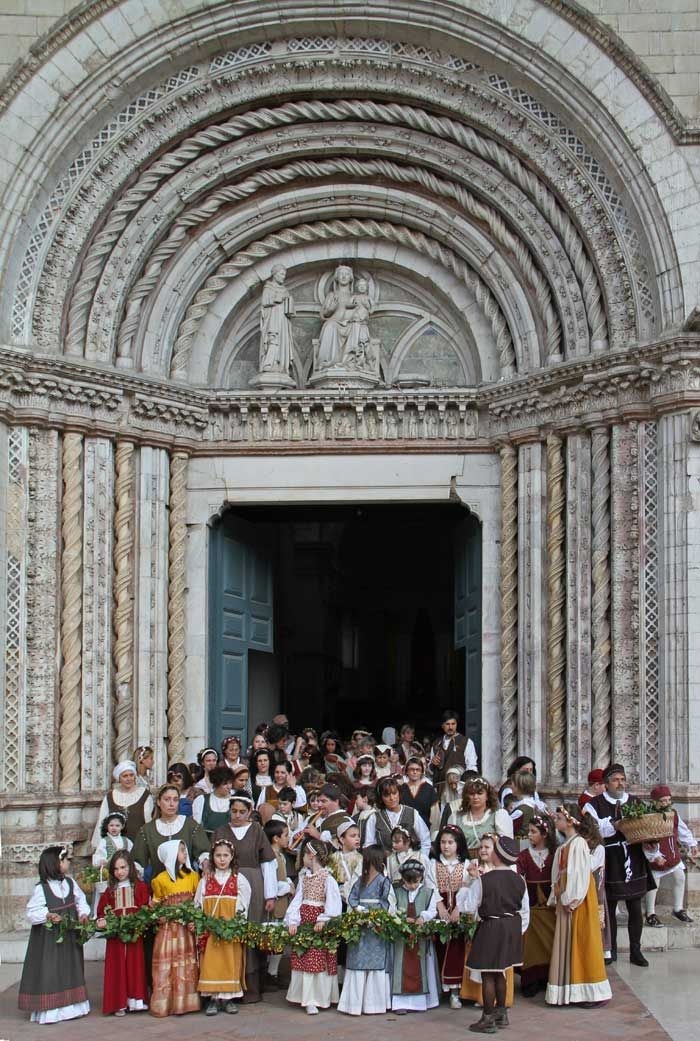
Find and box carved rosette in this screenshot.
[112,441,135,762]
[546,434,566,780]
[590,428,612,767]
[59,433,84,792]
[167,452,189,762]
[499,444,518,772]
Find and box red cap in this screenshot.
[650,785,672,801]
[587,769,605,784]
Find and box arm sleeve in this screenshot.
[464,739,478,773]
[560,838,591,908]
[678,816,697,847]
[456,881,480,915]
[422,854,437,889]
[261,859,277,900]
[26,884,49,925]
[283,882,304,926]
[319,875,343,920]
[583,802,616,838]
[131,826,148,873]
[421,886,439,922]
[414,813,431,856]
[190,821,211,864]
[194,877,206,908]
[143,795,154,824]
[519,883,530,933]
[363,814,377,847]
[347,879,362,908]
[92,838,108,868]
[237,874,251,919]
[494,809,514,838]
[72,880,91,918]
[192,795,204,824]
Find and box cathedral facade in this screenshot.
[1,0,699,928]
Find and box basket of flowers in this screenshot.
[617,800,674,844]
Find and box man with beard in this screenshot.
[583,763,655,966]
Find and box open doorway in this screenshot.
[208,502,481,749]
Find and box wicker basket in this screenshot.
[617,812,674,844]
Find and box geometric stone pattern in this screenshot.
[565,433,592,783]
[2,426,28,791]
[640,420,660,784]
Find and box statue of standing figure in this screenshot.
[254,265,296,386]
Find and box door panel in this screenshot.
[454,515,482,754]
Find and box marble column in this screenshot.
[658,414,690,782]
[135,447,170,782]
[112,440,135,765]
[687,435,700,783]
[500,444,518,773]
[517,442,547,768]
[26,429,61,790]
[546,434,566,782]
[638,421,660,784]
[590,426,611,770]
[565,432,592,782]
[168,452,189,764]
[80,437,114,791]
[610,423,641,777]
[1,425,28,792]
[59,432,84,792]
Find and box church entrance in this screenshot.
[208,502,482,751]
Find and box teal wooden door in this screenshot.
[454,515,482,752]
[209,518,273,745]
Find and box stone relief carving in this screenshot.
[309,266,381,389]
[251,265,296,389]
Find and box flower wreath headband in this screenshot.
[211,839,236,853]
[556,805,581,827]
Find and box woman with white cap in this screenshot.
[91,760,153,849]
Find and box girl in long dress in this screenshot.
[432,824,470,1009]
[391,858,440,1014]
[18,846,90,1024]
[284,839,342,1014]
[149,840,200,1017]
[196,838,251,1015]
[545,805,612,1007]
[338,845,394,1015]
[96,850,149,1015]
[516,815,557,996]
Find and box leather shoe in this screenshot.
[645,913,663,928]
[672,909,693,923]
[630,949,649,967]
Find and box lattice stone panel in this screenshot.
[3,427,28,790]
[640,421,660,783]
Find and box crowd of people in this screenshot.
[18,711,698,1031]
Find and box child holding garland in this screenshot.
[391,858,440,1014]
[338,845,394,1015]
[149,839,200,1017]
[284,838,342,1015]
[95,850,149,1016]
[195,838,251,1016]
[18,846,90,1024]
[330,819,363,902]
[432,824,470,1009]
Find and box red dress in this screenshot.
[434,860,468,988]
[96,881,150,1014]
[516,847,555,991]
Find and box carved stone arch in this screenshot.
[9,65,666,360]
[134,187,542,381]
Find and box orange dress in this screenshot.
[149,869,200,1017]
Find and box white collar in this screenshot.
[603,791,629,805]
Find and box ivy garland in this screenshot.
[47,905,476,951]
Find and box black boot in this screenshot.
[630,946,649,967]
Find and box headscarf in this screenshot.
[157,839,191,881]
[113,760,137,782]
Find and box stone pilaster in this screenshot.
[638,421,660,784]
[590,426,611,770]
[59,432,84,793]
[135,447,170,781]
[112,440,135,764]
[687,437,700,784]
[658,414,690,782]
[610,423,641,778]
[517,442,547,768]
[546,434,566,781]
[500,444,518,773]
[1,426,28,791]
[566,432,592,782]
[80,438,114,791]
[167,452,189,763]
[25,429,61,790]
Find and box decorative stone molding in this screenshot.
[499,444,518,773]
[610,423,641,778]
[517,442,546,767]
[80,437,114,792]
[546,434,566,781]
[59,432,84,792]
[167,452,188,764]
[112,440,134,765]
[590,426,612,770]
[2,426,28,791]
[565,433,591,783]
[169,218,517,381]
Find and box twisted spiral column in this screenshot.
[500,444,518,772]
[59,433,83,792]
[591,427,612,766]
[546,434,567,781]
[167,452,189,763]
[112,440,135,763]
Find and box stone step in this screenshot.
[615,918,700,951]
